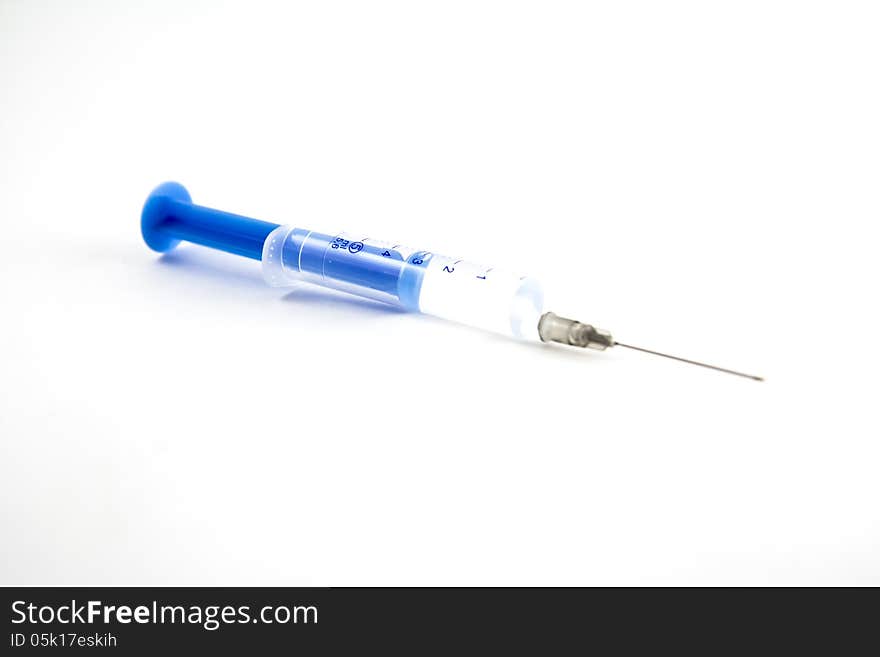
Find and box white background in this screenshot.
[1,1,878,585]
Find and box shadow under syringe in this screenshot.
[279,286,405,317]
[157,248,267,292]
[156,246,403,317]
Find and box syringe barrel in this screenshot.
[262,225,544,341]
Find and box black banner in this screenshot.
[1,587,874,653]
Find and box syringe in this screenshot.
[142,182,762,380]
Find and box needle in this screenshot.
[613,342,763,381]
